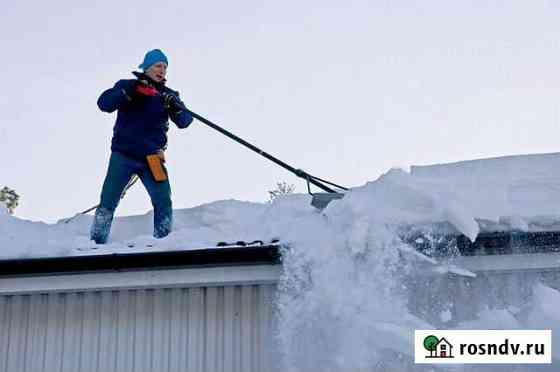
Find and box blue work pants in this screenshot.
[90,151,172,244]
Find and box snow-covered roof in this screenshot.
[3,152,560,260]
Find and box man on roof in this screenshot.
[90,49,193,244]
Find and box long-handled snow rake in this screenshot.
[63,175,140,224]
[69,109,348,221]
[185,109,348,209]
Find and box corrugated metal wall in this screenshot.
[0,285,279,372]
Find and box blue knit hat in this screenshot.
[138,49,168,71]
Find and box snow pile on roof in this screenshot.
[328,152,560,241]
[2,152,560,259]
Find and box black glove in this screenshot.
[162,92,186,113]
[122,80,141,101]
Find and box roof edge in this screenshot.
[0,245,281,277]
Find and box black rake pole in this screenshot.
[63,175,140,224]
[186,109,348,194]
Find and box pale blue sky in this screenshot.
[2,0,560,222]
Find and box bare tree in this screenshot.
[268,181,296,202]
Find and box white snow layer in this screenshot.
[3,152,560,258]
[3,152,560,370]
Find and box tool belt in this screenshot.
[146,150,167,182]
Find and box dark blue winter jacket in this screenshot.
[97,73,193,160]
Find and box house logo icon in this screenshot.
[423,335,454,358]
